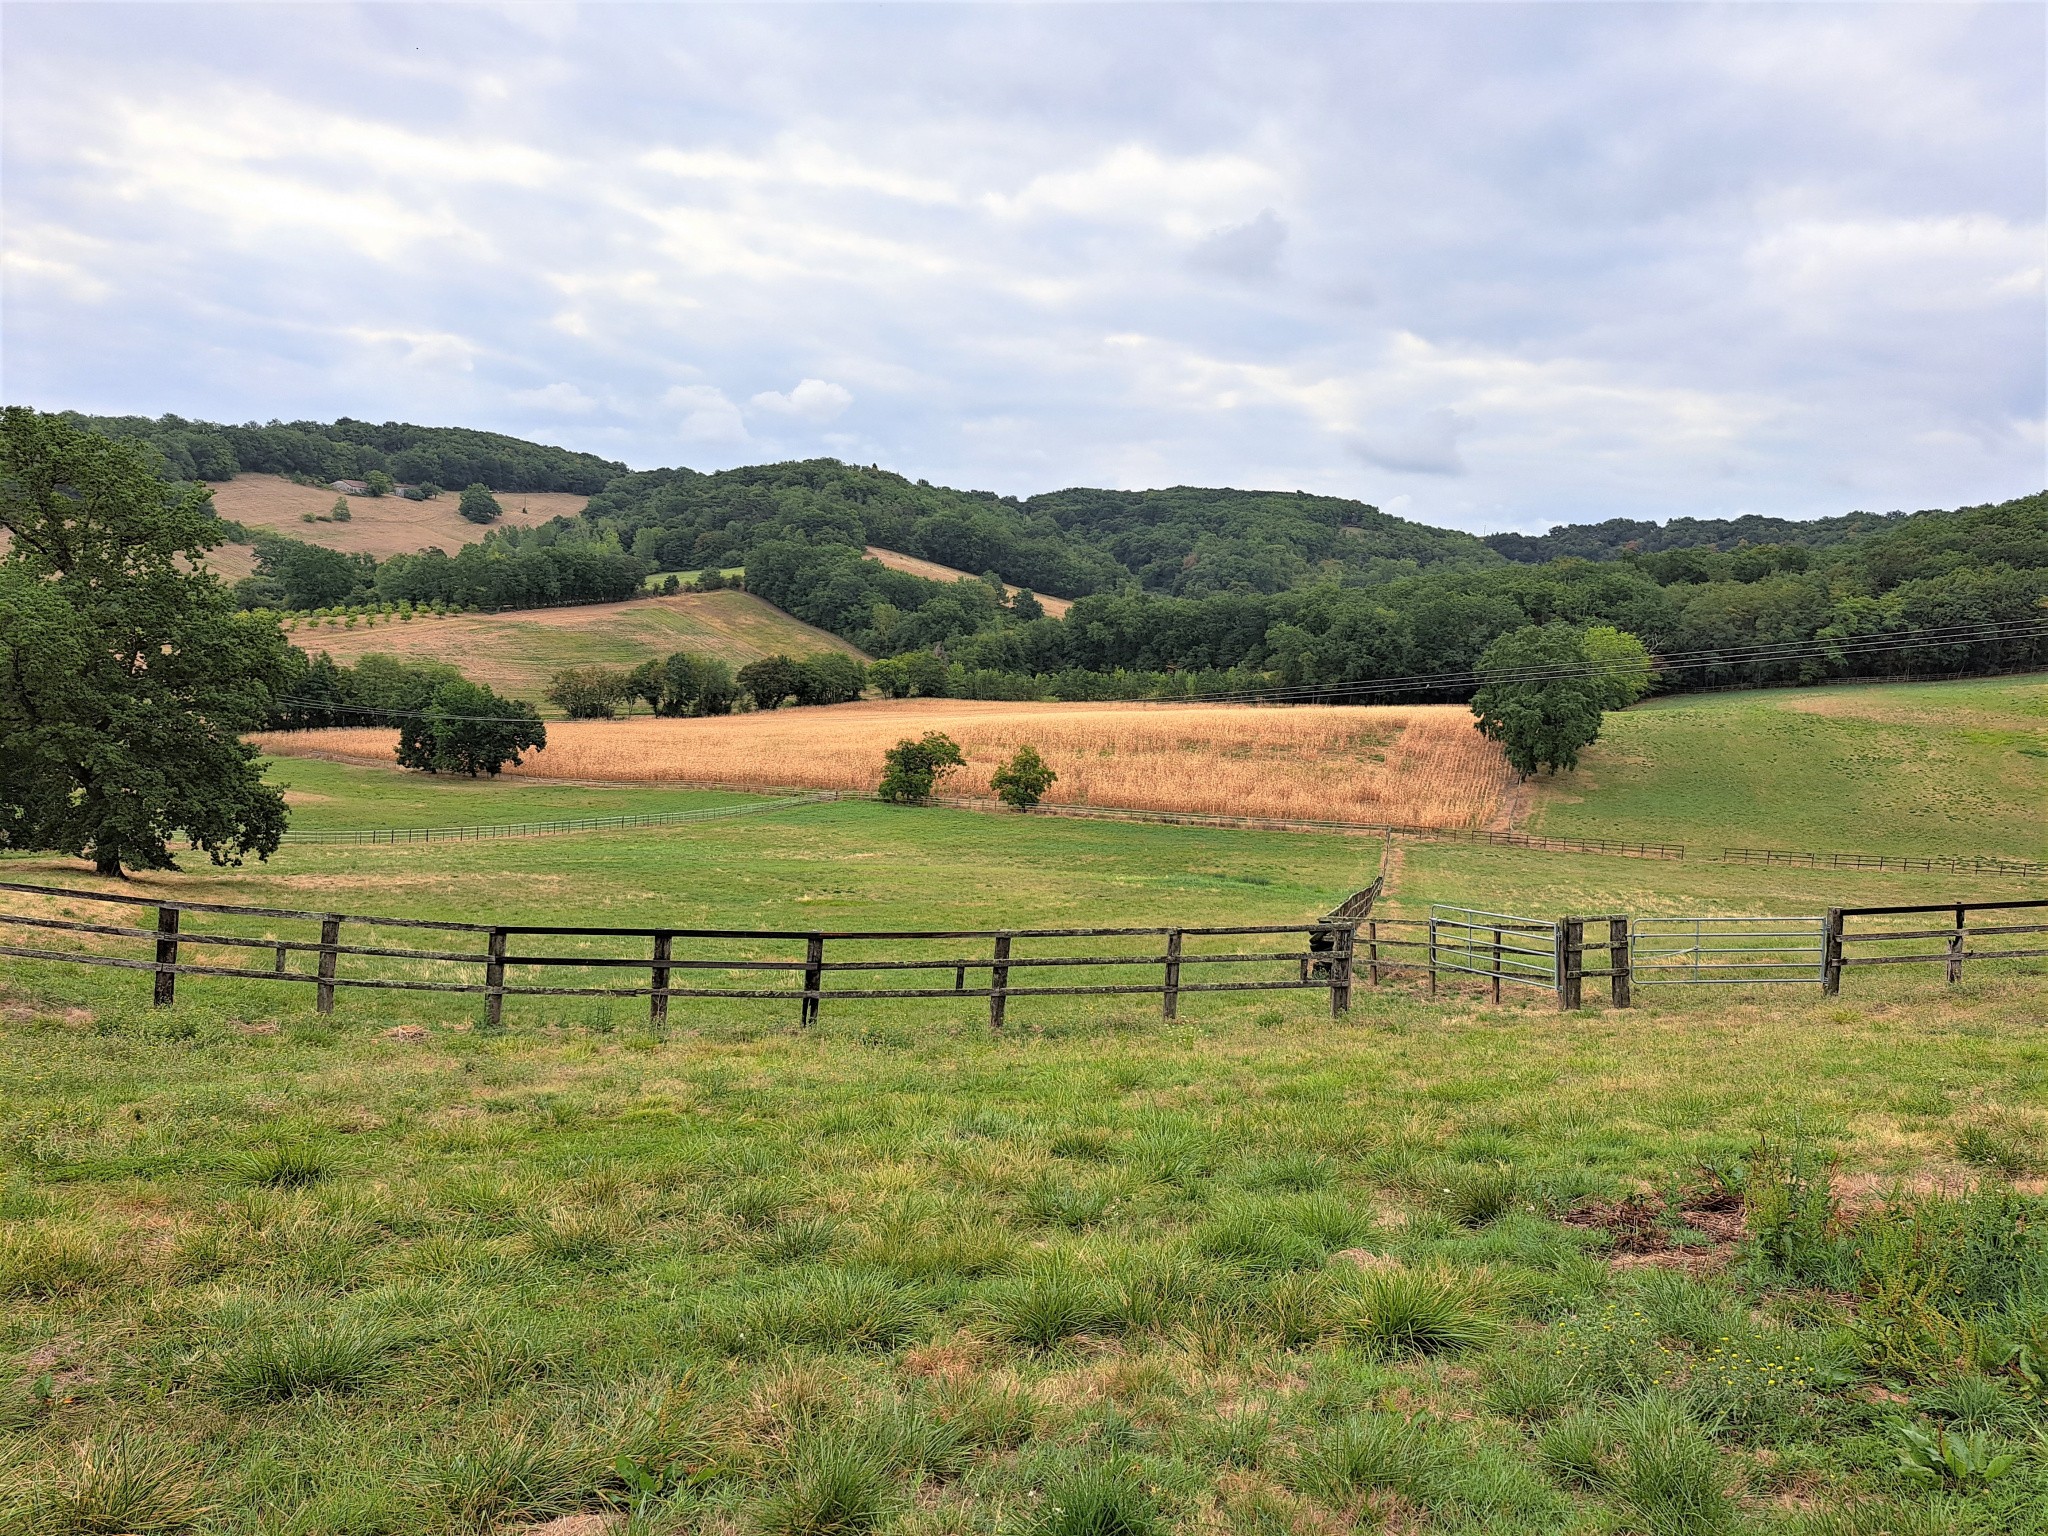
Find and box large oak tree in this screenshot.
[1,408,293,875]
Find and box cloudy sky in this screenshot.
[2,3,2041,532]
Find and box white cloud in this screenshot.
[749,378,853,423]
[1348,410,1471,476]
[665,385,748,444]
[1188,209,1287,282]
[513,381,599,414]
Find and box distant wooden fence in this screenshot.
[0,879,1359,1029]
[2,881,2042,1028]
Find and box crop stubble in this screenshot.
[256,699,1516,826]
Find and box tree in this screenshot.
[329,499,351,522]
[458,483,502,525]
[737,654,802,710]
[877,731,966,804]
[1011,589,1045,621]
[394,680,545,777]
[0,408,294,875]
[990,744,1057,810]
[1582,625,1658,710]
[1468,624,1607,778]
[868,657,912,698]
[793,652,865,706]
[546,666,629,720]
[364,470,393,498]
[657,651,735,716]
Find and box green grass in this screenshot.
[4,735,2048,1532]
[1531,675,2048,859]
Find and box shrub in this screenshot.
[877,732,966,805]
[457,483,502,524]
[991,744,1058,810]
[545,665,630,720]
[329,497,352,521]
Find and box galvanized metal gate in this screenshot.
[1629,915,1827,987]
[1427,907,1557,1002]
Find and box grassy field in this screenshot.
[203,475,591,580]
[863,548,1075,617]
[282,591,868,703]
[255,702,1517,828]
[1531,676,2048,860]
[4,720,2047,1534]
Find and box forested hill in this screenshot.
[1486,507,1927,562]
[58,411,624,493]
[582,460,1495,600]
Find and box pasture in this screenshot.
[202,475,591,580]
[255,701,1516,829]
[5,683,2048,1534]
[862,548,1075,617]
[281,591,868,701]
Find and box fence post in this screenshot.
[316,916,341,1015]
[650,932,671,1029]
[989,934,1012,1030]
[153,906,180,1007]
[1557,917,1583,1011]
[1490,925,1503,1005]
[801,934,824,1028]
[1367,918,1381,987]
[1427,917,1438,998]
[1162,929,1182,1019]
[1821,909,1843,996]
[1330,924,1354,1017]
[1947,903,1965,985]
[484,927,506,1029]
[1609,916,1631,1008]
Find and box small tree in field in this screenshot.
[363,470,393,498]
[395,680,545,777]
[1469,624,1606,779]
[878,732,966,805]
[329,496,351,521]
[990,744,1057,810]
[458,483,502,524]
[546,666,629,720]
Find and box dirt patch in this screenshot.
[382,1025,431,1044]
[1330,1248,1405,1273]
[518,1516,619,1536]
[19,1336,97,1394]
[236,1021,282,1036]
[1564,1182,1747,1270]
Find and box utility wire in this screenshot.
[265,616,2048,725]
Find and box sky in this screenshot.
[2,3,2042,534]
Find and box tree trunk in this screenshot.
[94,852,125,878]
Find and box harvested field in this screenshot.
[282,589,867,699]
[864,546,1075,616]
[201,473,590,578]
[256,699,1517,826]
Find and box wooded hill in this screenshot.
[39,410,2048,699]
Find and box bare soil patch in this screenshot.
[863,547,1074,616]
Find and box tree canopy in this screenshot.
[1468,625,1611,779]
[0,407,293,875]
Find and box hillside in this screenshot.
[862,545,1074,615]
[284,589,866,702]
[1529,674,2048,859]
[204,474,589,578]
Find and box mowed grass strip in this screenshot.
[1530,675,2048,860]
[278,588,868,702]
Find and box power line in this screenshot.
[265,616,2048,725]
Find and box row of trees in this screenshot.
[542,651,866,719]
[231,527,646,612]
[61,412,624,492]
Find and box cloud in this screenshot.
[665,385,748,444]
[1347,410,1473,476]
[513,382,598,414]
[0,4,2037,528]
[749,378,853,423]
[1187,209,1287,282]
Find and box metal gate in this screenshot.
[1629,915,1826,987]
[1427,907,1557,1000]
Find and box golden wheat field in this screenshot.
[256,700,1517,826]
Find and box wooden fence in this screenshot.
[0,879,1358,1030]
[3,881,2043,1028]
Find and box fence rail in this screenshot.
[1720,848,2046,877]
[4,881,2044,1027]
[0,880,1356,1030]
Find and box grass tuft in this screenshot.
[979,1260,1111,1350]
[0,1226,112,1298]
[228,1142,327,1189]
[1332,1264,1498,1358]
[216,1317,401,1401]
[761,1436,892,1536]
[1034,1463,1163,1536]
[1438,1161,1519,1227]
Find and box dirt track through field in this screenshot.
[257,700,1516,827]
